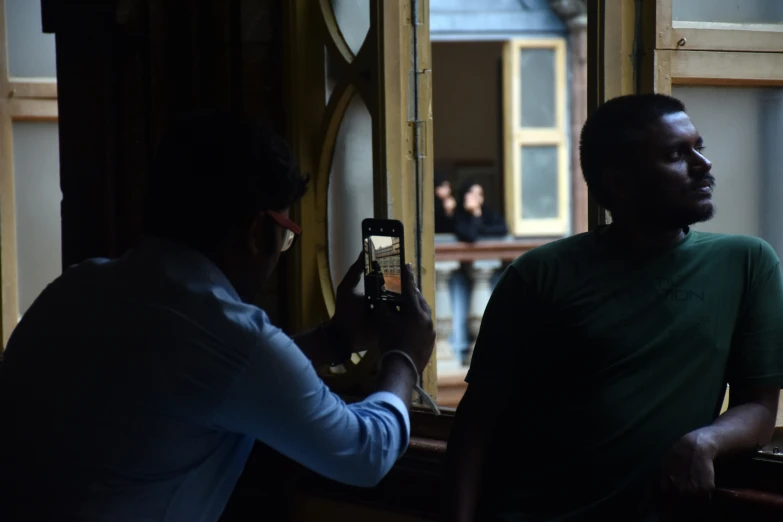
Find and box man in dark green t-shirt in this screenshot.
[443,94,783,522]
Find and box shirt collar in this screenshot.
[134,237,243,302]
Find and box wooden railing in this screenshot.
[433,236,549,262]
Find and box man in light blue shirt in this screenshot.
[0,111,436,522]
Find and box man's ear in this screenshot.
[245,212,265,256]
[601,167,630,206]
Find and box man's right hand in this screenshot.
[464,192,482,217]
[443,196,457,215]
[376,263,435,373]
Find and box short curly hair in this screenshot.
[579,94,686,211]
[143,110,309,253]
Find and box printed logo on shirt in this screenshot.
[610,276,705,304]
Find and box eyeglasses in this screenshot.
[266,210,302,252]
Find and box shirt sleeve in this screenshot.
[213,324,409,488]
[728,243,783,389]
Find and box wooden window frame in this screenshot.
[285,0,437,399]
[654,50,783,93]
[656,0,783,53]
[0,0,59,346]
[502,38,569,237]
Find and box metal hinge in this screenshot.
[411,0,424,26]
[407,69,432,119]
[406,0,429,160]
[407,120,427,160]
[407,68,430,160]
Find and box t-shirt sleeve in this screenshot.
[727,242,783,388]
[214,317,409,488]
[465,264,543,384]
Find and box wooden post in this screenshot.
[569,17,589,234]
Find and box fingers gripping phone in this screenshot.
[362,218,404,313]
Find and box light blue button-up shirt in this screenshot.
[0,238,409,522]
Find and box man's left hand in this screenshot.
[332,251,376,353]
[660,429,717,498]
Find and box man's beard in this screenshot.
[652,201,715,230]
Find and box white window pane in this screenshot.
[520,48,555,128]
[12,121,62,316]
[673,0,783,24]
[325,46,336,104]
[328,93,374,291]
[5,0,57,78]
[330,0,370,56]
[521,145,559,219]
[675,86,783,258]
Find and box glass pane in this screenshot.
[325,47,336,104]
[520,48,555,128]
[675,86,783,257]
[521,145,559,219]
[330,0,370,56]
[12,121,62,316]
[673,0,783,24]
[328,93,374,291]
[5,0,57,78]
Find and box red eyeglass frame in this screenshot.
[266,210,302,252]
[266,210,302,235]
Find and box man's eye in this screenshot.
[695,145,706,153]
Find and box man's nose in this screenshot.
[694,150,712,173]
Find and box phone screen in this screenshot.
[363,219,404,310]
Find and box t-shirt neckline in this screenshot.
[594,224,694,257]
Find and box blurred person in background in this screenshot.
[453,181,507,243]
[450,180,508,366]
[435,174,457,234]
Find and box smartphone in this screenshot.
[362,218,405,312]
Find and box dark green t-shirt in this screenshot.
[467,227,783,521]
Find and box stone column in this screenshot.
[467,259,502,344]
[434,261,459,367]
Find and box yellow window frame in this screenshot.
[502,38,569,237]
[654,50,783,94]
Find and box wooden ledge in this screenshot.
[287,441,783,521]
[286,418,783,520]
[716,488,783,509]
[409,437,447,454]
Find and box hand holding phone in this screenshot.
[361,218,435,371]
[379,262,435,373]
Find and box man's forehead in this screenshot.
[647,111,699,141]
